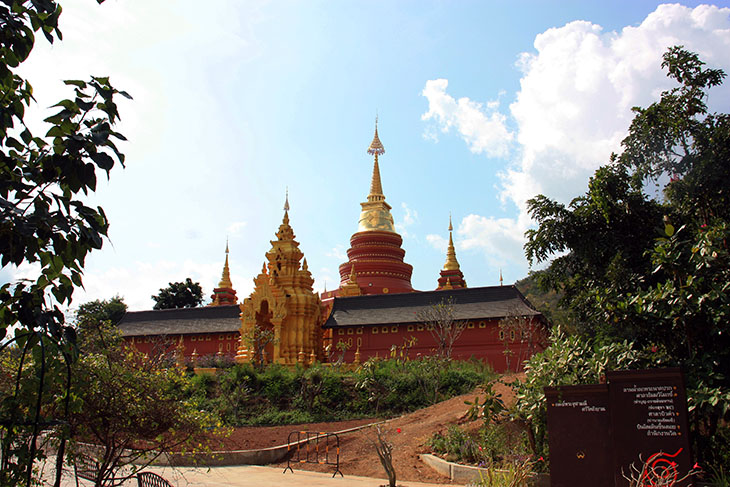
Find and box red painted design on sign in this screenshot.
[640,448,683,487]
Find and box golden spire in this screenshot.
[218,240,233,288]
[367,117,385,199]
[444,213,460,271]
[358,117,396,233]
[277,190,294,240]
[500,268,503,286]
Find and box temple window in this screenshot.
[338,329,345,335]
[347,328,354,335]
[479,321,487,328]
[382,326,389,334]
[356,328,363,335]
[407,325,414,332]
[391,326,398,333]
[372,327,378,334]
[467,322,475,329]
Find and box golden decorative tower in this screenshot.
[236,194,322,365]
[437,214,466,290]
[210,240,238,305]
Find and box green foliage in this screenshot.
[75,296,127,327]
[513,328,641,461]
[428,423,530,467]
[0,1,128,485]
[151,278,204,309]
[464,382,506,426]
[188,358,494,427]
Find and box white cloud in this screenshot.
[421,79,514,158]
[458,214,527,268]
[421,4,730,270]
[395,202,419,238]
[325,245,347,261]
[68,258,255,312]
[227,221,247,236]
[426,234,448,252]
[504,4,730,209]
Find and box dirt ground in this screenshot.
[207,373,524,485]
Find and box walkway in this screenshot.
[51,465,460,487]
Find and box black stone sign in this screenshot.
[607,368,692,487]
[545,384,612,487]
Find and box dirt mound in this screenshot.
[212,373,524,484]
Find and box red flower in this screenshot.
[651,346,658,353]
[538,457,544,462]
[396,428,401,433]
[693,462,701,470]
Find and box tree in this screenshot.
[64,322,218,487]
[240,323,278,370]
[151,278,204,309]
[415,297,466,359]
[75,295,127,327]
[524,46,730,467]
[498,308,546,372]
[0,2,128,486]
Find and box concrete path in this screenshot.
[50,465,460,487]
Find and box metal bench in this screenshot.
[136,472,174,487]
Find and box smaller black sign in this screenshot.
[545,384,612,487]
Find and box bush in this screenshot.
[428,423,529,467]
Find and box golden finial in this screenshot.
[349,264,357,282]
[302,258,308,272]
[499,268,503,286]
[367,116,385,156]
[444,213,460,271]
[284,187,290,213]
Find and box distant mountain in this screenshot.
[515,271,574,330]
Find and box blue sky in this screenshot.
[6,1,730,310]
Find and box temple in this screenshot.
[118,120,546,371]
[235,194,322,366]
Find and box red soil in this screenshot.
[205,373,524,484]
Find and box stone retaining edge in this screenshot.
[150,420,385,467]
[419,453,550,487]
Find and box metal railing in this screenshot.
[283,431,342,477]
